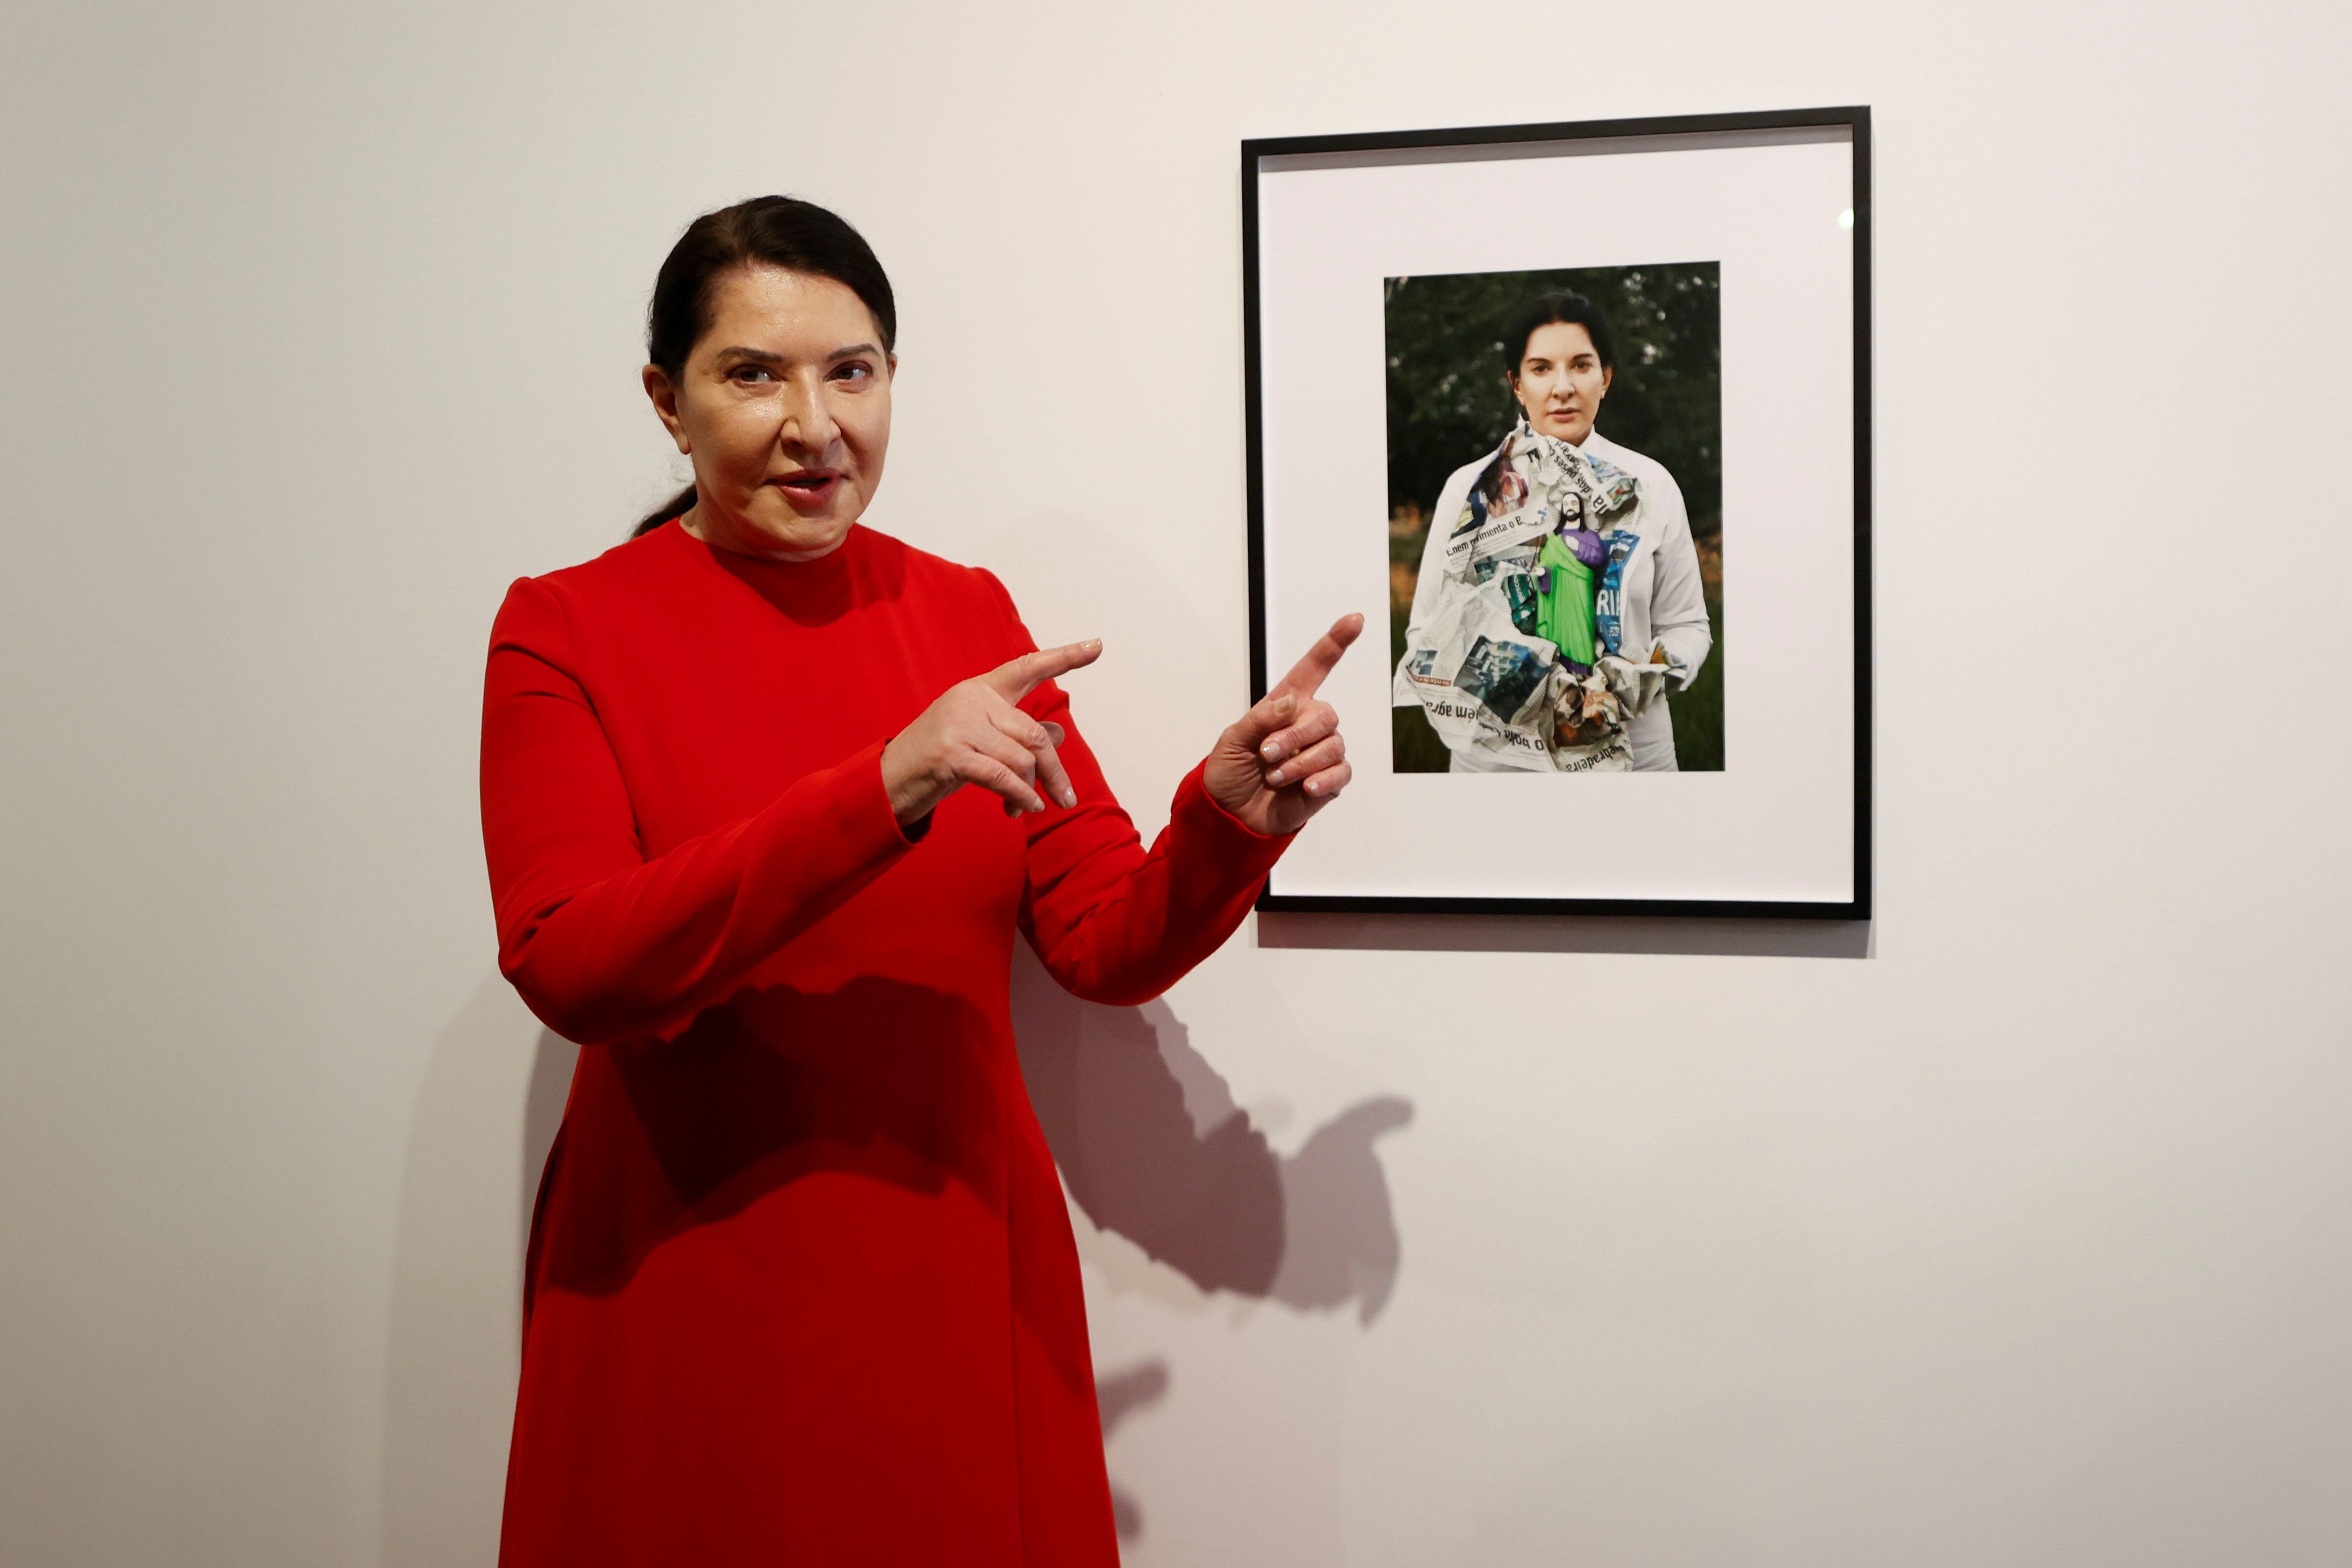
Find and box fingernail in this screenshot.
[1260,741,1281,760]
[1058,787,1077,807]
[1267,767,1287,785]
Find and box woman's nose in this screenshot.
[779,377,841,452]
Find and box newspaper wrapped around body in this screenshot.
[1392,428,1673,771]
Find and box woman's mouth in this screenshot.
[772,470,845,511]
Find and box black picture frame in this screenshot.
[1241,106,1872,921]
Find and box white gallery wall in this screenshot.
[2,1,2348,1563]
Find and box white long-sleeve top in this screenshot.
[1402,430,1713,771]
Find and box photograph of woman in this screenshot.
[1388,273,1722,773]
[479,196,1362,1565]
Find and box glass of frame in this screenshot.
[1243,106,1871,918]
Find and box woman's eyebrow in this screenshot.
[714,343,880,366]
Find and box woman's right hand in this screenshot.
[879,639,1104,825]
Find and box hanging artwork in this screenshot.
[1243,107,1871,916]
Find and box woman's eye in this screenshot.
[833,363,871,385]
[730,365,776,384]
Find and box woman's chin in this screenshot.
[720,500,860,561]
[769,520,855,559]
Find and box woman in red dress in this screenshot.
[479,196,1361,1565]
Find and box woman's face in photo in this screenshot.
[1510,320,1612,447]
[645,264,894,559]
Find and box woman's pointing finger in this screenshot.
[983,639,1103,701]
[1273,613,1365,700]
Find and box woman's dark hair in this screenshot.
[1504,290,1616,381]
[1477,290,1619,506]
[632,196,897,537]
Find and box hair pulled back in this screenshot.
[633,196,897,536]
[1477,290,1619,506]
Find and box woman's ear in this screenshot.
[1601,365,1615,396]
[642,364,692,454]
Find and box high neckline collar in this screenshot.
[671,517,870,625]
[673,517,863,571]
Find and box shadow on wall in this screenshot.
[1009,944,1414,1323]
[380,977,554,1568]
[1259,910,1871,960]
[1010,944,1412,1547]
[1094,1358,1169,1541]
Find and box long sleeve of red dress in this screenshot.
[478,521,1289,1567]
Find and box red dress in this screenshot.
[479,520,1288,1565]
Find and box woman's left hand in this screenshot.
[1203,613,1364,836]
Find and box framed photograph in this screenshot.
[1242,106,1871,918]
